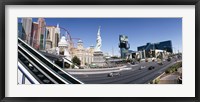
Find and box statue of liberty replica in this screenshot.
[95,26,102,51]
[92,26,106,67]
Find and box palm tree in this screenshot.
[156,52,163,61]
[135,54,141,63]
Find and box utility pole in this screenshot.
[177,45,179,54]
[112,46,114,56]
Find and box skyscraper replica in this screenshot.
[37,18,46,50]
[21,18,32,44]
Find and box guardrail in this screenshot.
[149,72,165,84]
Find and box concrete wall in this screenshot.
[159,80,178,84]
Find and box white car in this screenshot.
[139,66,146,70]
[107,72,121,77]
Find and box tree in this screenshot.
[72,56,81,66]
[135,54,141,63]
[71,64,75,69]
[126,58,133,63]
[111,56,119,59]
[64,63,70,68]
[137,58,141,62]
[156,52,163,61]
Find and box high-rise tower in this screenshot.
[22,18,32,44]
[119,35,130,59]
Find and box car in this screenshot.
[148,66,155,70]
[131,62,135,65]
[139,66,146,70]
[79,67,84,69]
[107,72,121,77]
[152,58,156,62]
[157,62,163,65]
[167,58,171,61]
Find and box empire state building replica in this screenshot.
[92,26,106,67]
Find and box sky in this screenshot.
[18,18,182,56]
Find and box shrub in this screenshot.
[165,62,182,74]
[65,63,70,68]
[72,56,81,66]
[165,70,170,74]
[155,79,160,84]
[71,64,75,69]
[137,58,141,62]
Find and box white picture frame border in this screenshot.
[5,5,195,97]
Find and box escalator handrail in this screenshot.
[18,61,40,84]
[18,44,69,84]
[18,38,84,84]
[63,57,79,68]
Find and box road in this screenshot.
[69,58,181,84]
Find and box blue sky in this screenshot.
[18,18,182,56]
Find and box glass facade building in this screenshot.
[137,40,173,53]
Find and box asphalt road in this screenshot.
[71,58,181,84]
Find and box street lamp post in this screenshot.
[163,46,176,54]
[172,47,176,54]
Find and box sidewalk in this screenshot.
[159,74,179,84]
[158,67,182,84]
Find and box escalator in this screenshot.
[18,38,83,84]
[63,57,79,69]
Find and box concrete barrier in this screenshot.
[64,66,127,74]
[149,72,165,84]
[159,80,178,84]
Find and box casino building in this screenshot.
[71,40,95,67]
[128,40,173,60]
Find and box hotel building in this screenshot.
[37,18,46,50]
[21,18,32,44]
[131,40,173,60]
[71,40,95,67]
[31,22,39,49]
[45,24,61,50]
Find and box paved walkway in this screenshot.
[159,74,179,84]
[158,67,182,84]
[160,75,179,80]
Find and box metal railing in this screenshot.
[18,61,40,84]
[18,38,84,84]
